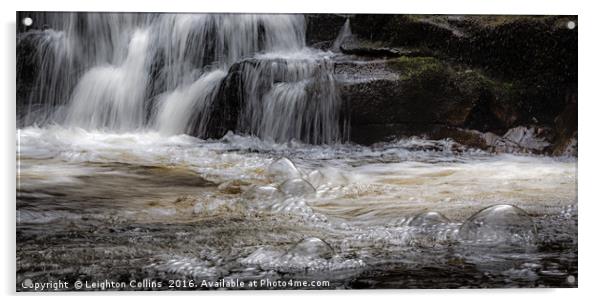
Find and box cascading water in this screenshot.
[17,12,344,144]
[331,18,353,51]
[64,29,152,130]
[234,56,344,144]
[16,13,578,289]
[154,69,227,136]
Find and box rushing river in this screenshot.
[16,12,577,290]
[17,126,577,289]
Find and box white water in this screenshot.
[16,124,577,286]
[19,13,344,143]
[16,14,578,287]
[236,56,343,143]
[65,29,151,130]
[155,69,227,135]
[18,126,576,220]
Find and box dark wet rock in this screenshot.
[305,14,348,45]
[459,204,537,245]
[305,14,577,153]
[337,53,574,154]
[349,15,464,54]
[482,126,553,154]
[310,40,333,51]
[16,33,39,116]
[338,40,435,58]
[203,61,246,139]
[340,44,402,58]
[342,57,485,144]
[334,60,399,82]
[347,15,577,85]
[204,58,285,139]
[551,103,578,156]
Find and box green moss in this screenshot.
[387,56,447,80]
[457,69,514,92]
[387,55,517,97]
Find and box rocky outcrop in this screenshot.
[340,56,504,143]
[203,60,247,139]
[481,126,553,154]
[550,103,578,156]
[310,14,577,155]
[305,14,348,46]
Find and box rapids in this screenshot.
[16,13,577,289]
[17,126,577,288]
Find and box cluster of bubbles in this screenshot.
[235,157,540,273]
[458,204,537,245]
[241,237,365,273]
[241,157,323,221]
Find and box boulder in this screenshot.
[342,56,492,145]
[551,103,578,156]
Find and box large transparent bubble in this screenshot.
[459,204,537,245]
[408,211,450,227]
[287,237,334,259]
[242,185,282,201]
[306,170,327,188]
[267,157,302,182]
[278,178,316,197]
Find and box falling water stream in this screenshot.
[16,13,577,290]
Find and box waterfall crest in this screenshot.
[17,13,345,144]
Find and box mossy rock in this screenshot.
[387,56,447,80]
[345,56,480,128]
[343,55,527,144]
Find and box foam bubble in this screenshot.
[242,185,282,201]
[459,204,537,245]
[288,237,334,259]
[408,211,450,227]
[267,157,302,182]
[278,178,316,197]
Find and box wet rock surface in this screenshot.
[315,14,577,154]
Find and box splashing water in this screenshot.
[64,29,152,130]
[16,125,577,288]
[16,13,577,289]
[18,13,342,144]
[154,69,227,136]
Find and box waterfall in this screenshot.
[331,18,353,51]
[155,69,227,136]
[235,57,342,144]
[17,12,346,144]
[64,29,151,131]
